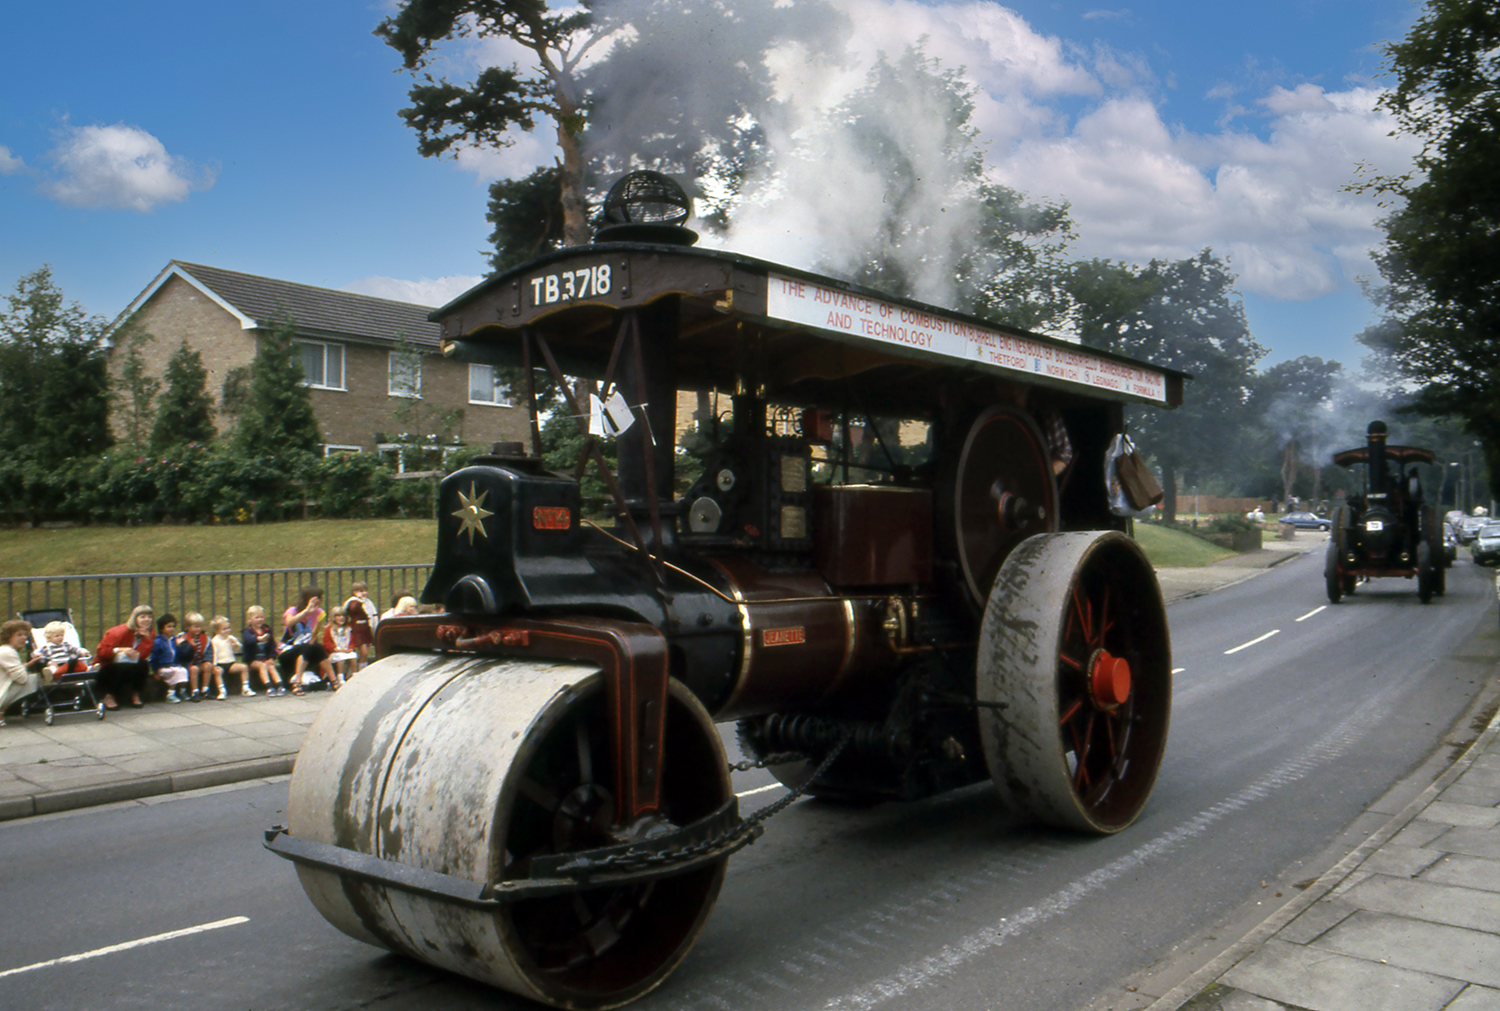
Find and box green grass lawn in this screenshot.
[1133,522,1237,567]
[0,519,438,577]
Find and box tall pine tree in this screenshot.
[235,317,321,454]
[150,339,216,452]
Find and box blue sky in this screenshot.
[1,1,1420,369]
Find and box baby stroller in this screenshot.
[19,608,105,724]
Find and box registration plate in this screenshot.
[528,264,612,306]
[1365,520,1384,532]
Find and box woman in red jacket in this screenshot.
[95,604,155,709]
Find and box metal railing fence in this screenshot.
[1,564,432,645]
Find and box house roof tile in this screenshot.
[173,261,442,348]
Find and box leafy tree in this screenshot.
[1246,356,1343,504]
[235,317,321,453]
[150,339,216,452]
[218,365,252,433]
[376,0,606,247]
[1357,0,1500,489]
[114,325,159,454]
[379,1,845,262]
[808,46,1075,330]
[488,166,569,273]
[1067,251,1265,520]
[0,266,112,463]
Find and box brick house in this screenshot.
[110,261,528,459]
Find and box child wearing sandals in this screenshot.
[323,606,359,682]
[209,616,253,697]
[242,606,285,697]
[181,612,222,702]
[150,614,192,703]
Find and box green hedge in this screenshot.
[0,443,448,526]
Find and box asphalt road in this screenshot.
[1,550,1496,1011]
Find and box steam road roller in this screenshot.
[1325,420,1447,604]
[267,173,1189,1009]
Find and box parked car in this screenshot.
[1281,511,1331,531]
[1444,529,1460,564]
[1458,515,1489,544]
[1472,523,1500,565]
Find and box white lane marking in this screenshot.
[819,690,1395,1011]
[1171,668,1185,674]
[1296,605,1327,622]
[736,783,787,799]
[0,916,249,979]
[1224,629,1280,655]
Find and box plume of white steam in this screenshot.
[721,47,993,309]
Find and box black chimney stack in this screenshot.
[1366,420,1389,498]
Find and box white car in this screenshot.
[1472,523,1500,565]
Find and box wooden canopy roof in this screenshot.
[431,241,1188,414]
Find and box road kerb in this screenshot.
[1142,703,1500,1011]
[1,755,297,823]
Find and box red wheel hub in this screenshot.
[1088,649,1131,709]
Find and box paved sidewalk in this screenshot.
[0,689,332,821]
[1144,707,1500,1011]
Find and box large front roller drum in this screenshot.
[977,531,1171,833]
[287,652,731,1010]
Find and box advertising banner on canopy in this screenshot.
[765,273,1167,403]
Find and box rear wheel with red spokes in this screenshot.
[977,531,1171,834]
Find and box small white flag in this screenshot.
[590,389,635,437]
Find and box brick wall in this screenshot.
[109,275,254,441]
[111,276,529,453]
[311,343,529,451]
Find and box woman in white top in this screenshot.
[0,620,45,727]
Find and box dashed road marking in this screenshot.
[1295,606,1327,622]
[1225,629,1280,655]
[1171,668,1185,674]
[0,916,250,979]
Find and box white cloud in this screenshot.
[729,1,1420,304]
[342,274,484,307]
[0,146,25,175]
[990,81,1416,300]
[41,124,213,212]
[452,127,557,184]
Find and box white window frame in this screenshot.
[322,444,364,457]
[388,349,423,398]
[467,362,512,406]
[296,340,345,391]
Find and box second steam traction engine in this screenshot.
[1325,420,1446,603]
[268,173,1189,1010]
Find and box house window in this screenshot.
[389,350,422,398]
[322,444,363,457]
[296,340,345,390]
[468,363,511,406]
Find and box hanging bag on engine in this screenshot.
[1105,433,1165,515]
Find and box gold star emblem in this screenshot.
[451,482,494,545]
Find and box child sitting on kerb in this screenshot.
[34,621,91,681]
[150,614,192,703]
